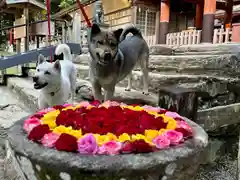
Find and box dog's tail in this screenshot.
[55,43,72,61]
[119,24,143,42]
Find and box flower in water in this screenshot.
[176,120,193,138]
[142,105,162,113]
[163,130,183,145]
[42,132,60,148]
[37,107,55,115]
[77,101,91,108]
[100,101,120,108]
[98,141,122,155]
[165,111,182,119]
[77,134,99,154]
[152,135,170,149]
[23,117,41,133]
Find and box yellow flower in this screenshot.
[118,133,131,142]
[42,121,57,130]
[53,126,82,139]
[87,105,94,110]
[132,134,153,145]
[94,134,110,145]
[62,106,75,111]
[145,130,159,141]
[166,119,177,130]
[160,114,175,123]
[126,106,144,111]
[159,129,167,135]
[40,110,60,129]
[131,134,146,141]
[41,110,60,121]
[106,133,117,141]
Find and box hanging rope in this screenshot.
[76,0,92,28]
[46,0,53,62]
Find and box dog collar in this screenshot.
[49,87,61,96]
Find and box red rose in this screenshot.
[132,140,153,153]
[159,109,167,114]
[121,141,134,154]
[90,100,101,106]
[53,105,66,110]
[30,114,44,119]
[121,140,153,154]
[28,124,51,142]
[55,133,78,152]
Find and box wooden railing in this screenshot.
[166,30,201,46]
[144,35,156,47]
[213,28,232,44]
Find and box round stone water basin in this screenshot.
[7,117,208,180]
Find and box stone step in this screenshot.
[7,77,158,112]
[173,43,240,54]
[75,64,236,95]
[74,53,240,77]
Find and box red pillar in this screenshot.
[224,0,233,28]
[158,0,170,44]
[195,2,203,30]
[201,0,216,43]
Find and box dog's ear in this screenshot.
[37,54,45,65]
[91,23,101,36]
[113,28,123,42]
[53,60,61,72]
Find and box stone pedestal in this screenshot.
[7,117,208,180]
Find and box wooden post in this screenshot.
[158,0,170,44]
[155,10,160,45]
[224,0,233,29]
[23,5,30,71]
[195,2,203,30]
[131,5,137,25]
[201,0,216,43]
[62,23,66,43]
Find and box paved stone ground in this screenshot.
[0,86,31,180]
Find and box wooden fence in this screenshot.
[213,28,232,44]
[166,28,232,46]
[166,30,201,46]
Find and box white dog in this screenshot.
[33,44,76,109]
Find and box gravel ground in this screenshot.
[196,136,238,180]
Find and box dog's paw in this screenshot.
[142,91,149,95]
[125,88,131,92]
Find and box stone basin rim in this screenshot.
[7,117,208,173]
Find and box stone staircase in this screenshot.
[1,43,240,179]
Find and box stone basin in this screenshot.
[7,117,208,180]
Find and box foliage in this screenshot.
[59,0,75,8]
[0,14,13,46]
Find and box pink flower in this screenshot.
[100,101,120,108]
[163,130,183,145]
[41,132,60,148]
[98,141,122,155]
[77,134,99,154]
[37,108,55,115]
[142,105,162,113]
[62,104,72,107]
[165,111,182,119]
[152,135,170,149]
[176,121,193,138]
[78,101,91,107]
[23,117,41,133]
